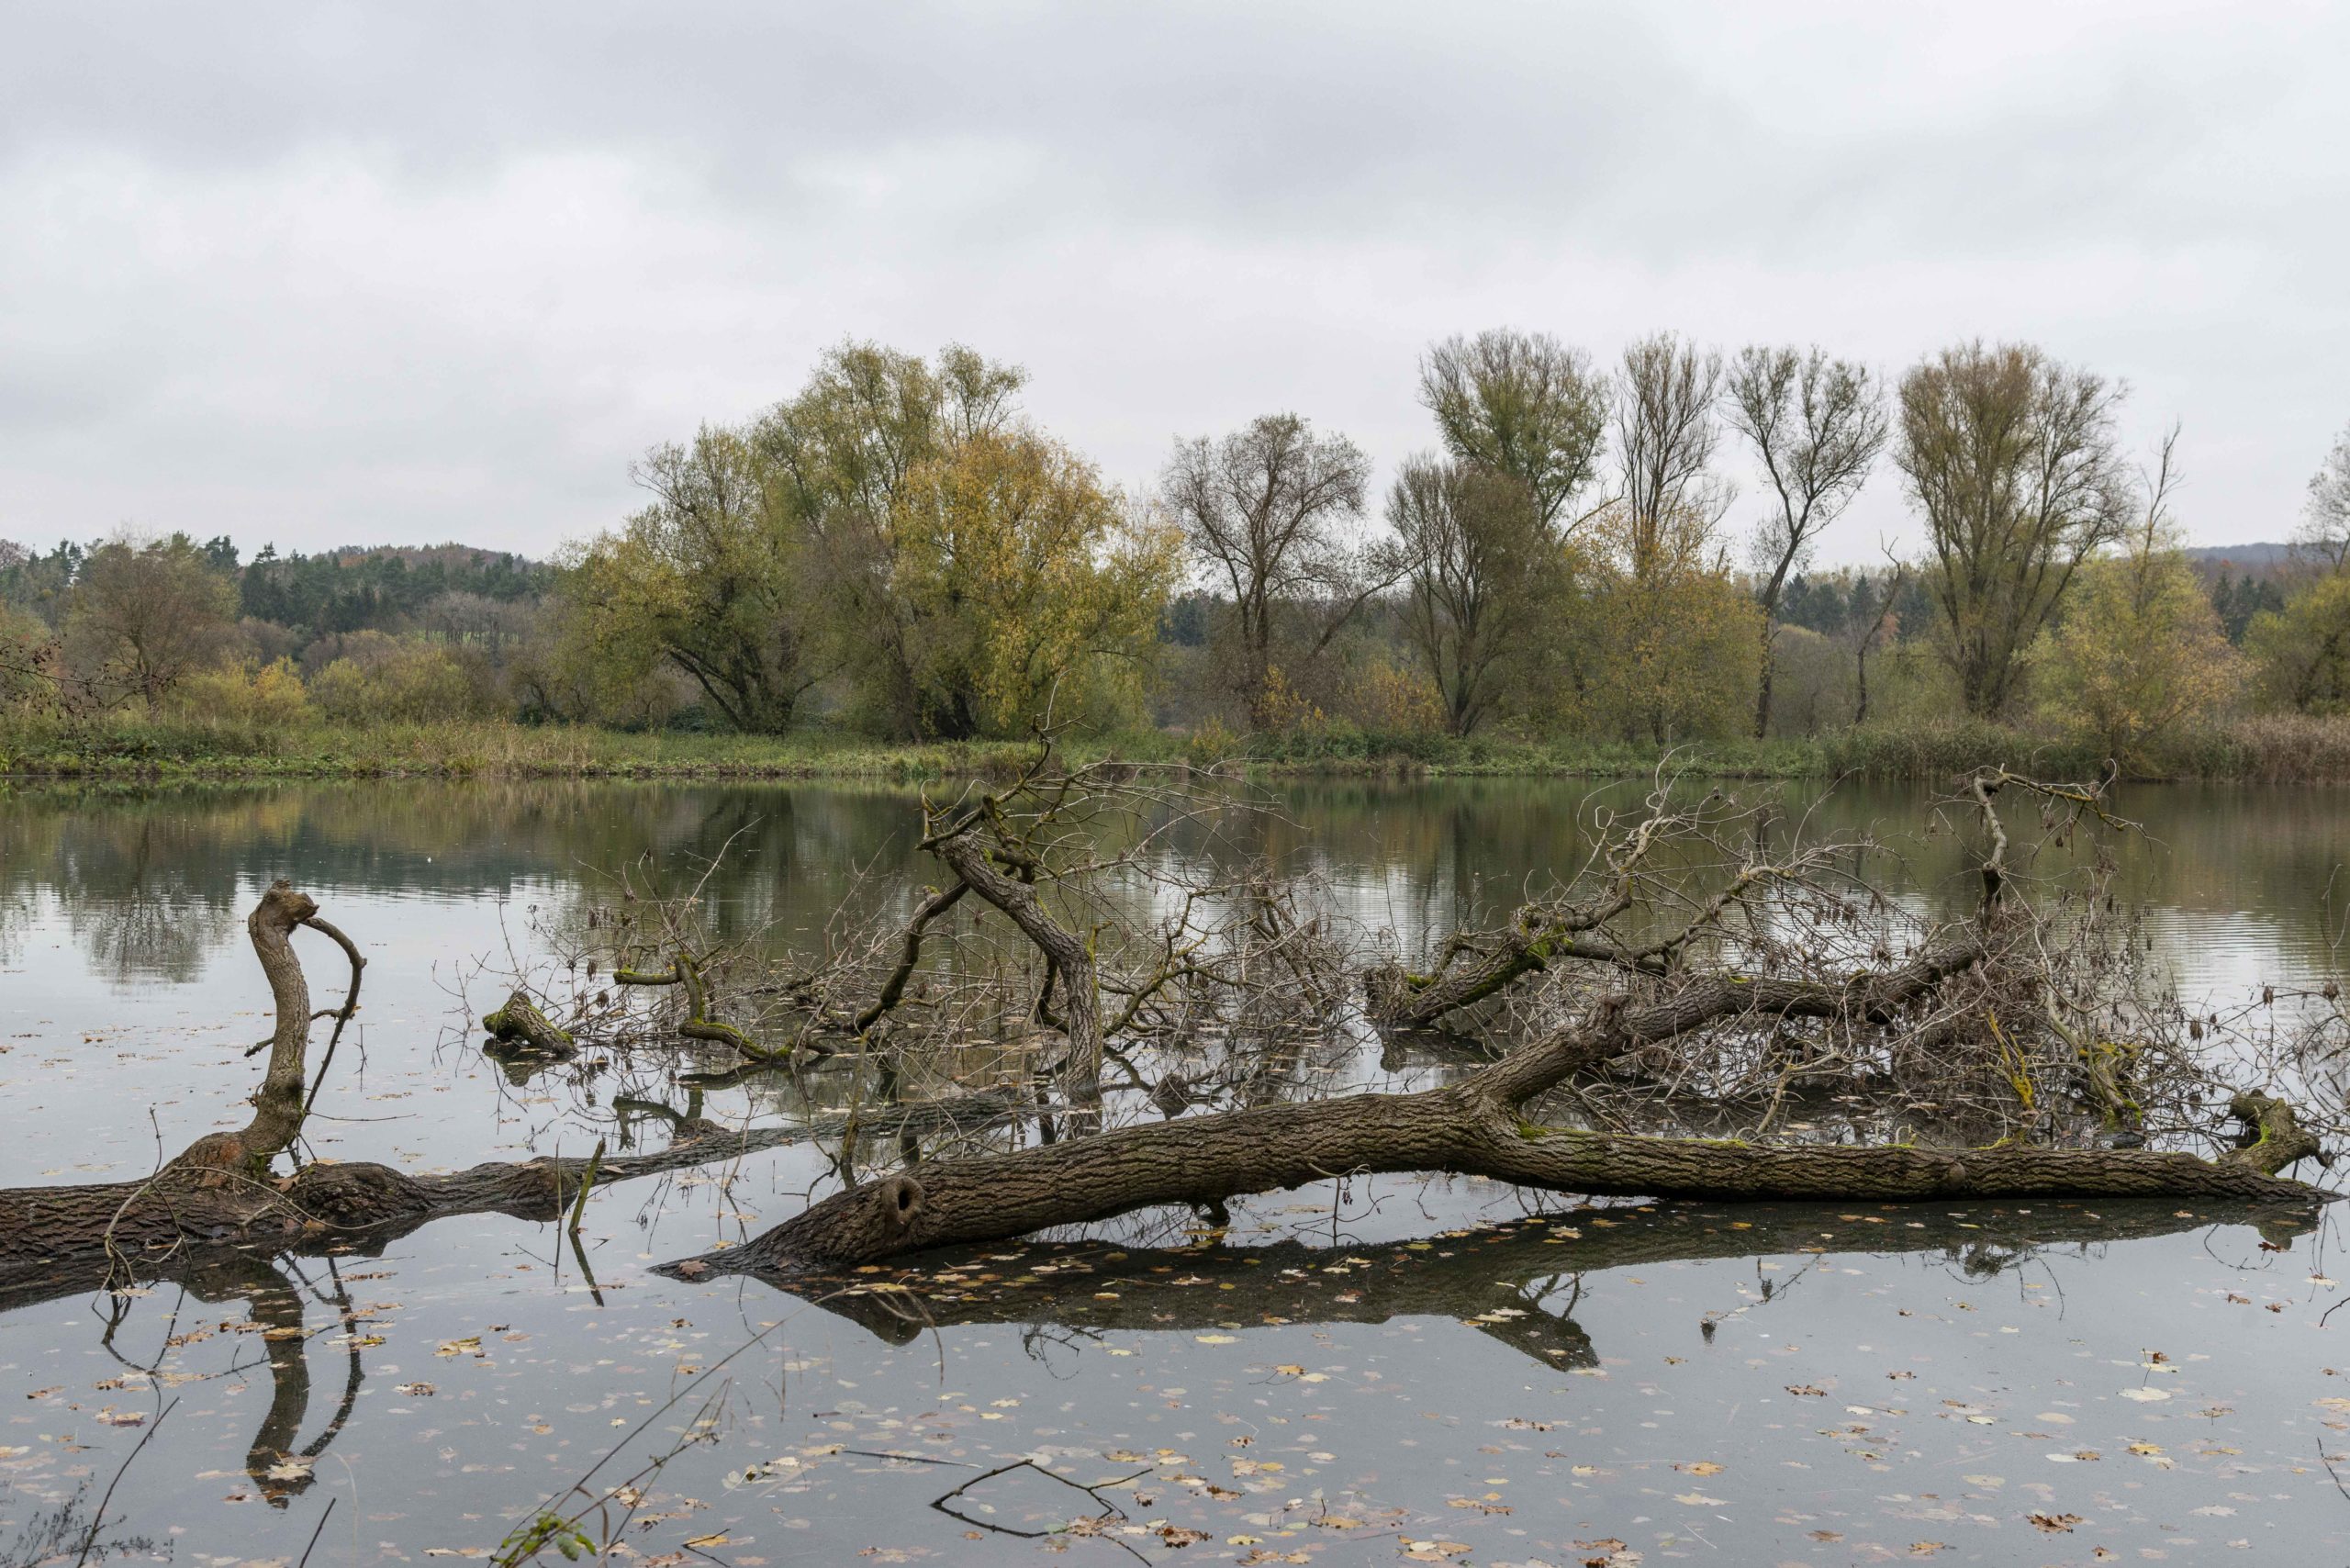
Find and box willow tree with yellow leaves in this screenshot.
[891,429,1178,736]
[557,342,1174,739]
[2031,431,2238,766]
[1568,501,1761,743]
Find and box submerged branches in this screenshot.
[676,758,2337,1273]
[1365,772,1875,1032]
[10,749,2339,1284]
[495,730,1348,1123]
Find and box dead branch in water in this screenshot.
[5,747,2337,1282]
[650,750,2331,1276]
[0,881,1022,1267]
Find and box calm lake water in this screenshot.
[4,778,2349,1565]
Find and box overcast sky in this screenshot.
[4,2,2344,566]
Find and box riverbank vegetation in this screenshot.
[17,710,2350,785]
[7,335,2350,782]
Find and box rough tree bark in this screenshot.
[693,939,2330,1276]
[173,880,332,1177]
[0,1114,805,1269]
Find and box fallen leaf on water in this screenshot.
[1675,1461,1724,1475]
[2028,1512,2082,1533]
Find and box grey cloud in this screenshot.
[0,2,2344,560]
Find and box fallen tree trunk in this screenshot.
[701,1087,2326,1277]
[0,1091,1030,1269]
[695,939,2333,1275]
[0,1119,785,1268]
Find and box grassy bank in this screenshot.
[6,711,2350,785]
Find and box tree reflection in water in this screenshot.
[773,1196,2321,1376]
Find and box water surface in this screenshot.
[3,778,2347,1565]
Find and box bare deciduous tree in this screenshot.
[1160,414,1387,728]
[1852,559,1907,726]
[1616,333,1729,575]
[1896,341,2133,717]
[1418,330,1610,533]
[2297,420,2350,574]
[1387,457,1551,735]
[1725,346,1889,735]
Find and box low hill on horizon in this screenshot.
[2183,541,2294,567]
